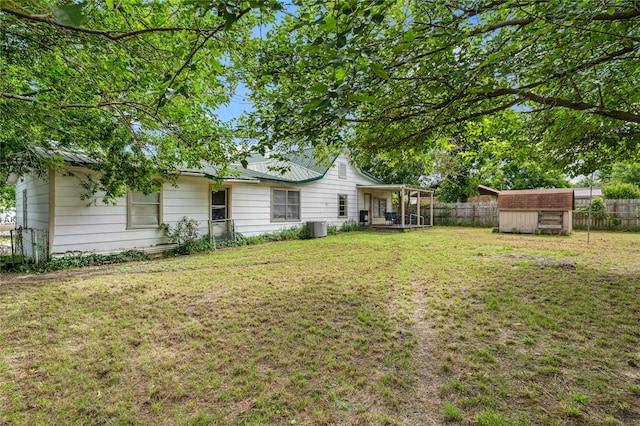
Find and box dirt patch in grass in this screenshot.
[394,279,441,426]
[1,228,639,425]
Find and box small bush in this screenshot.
[237,225,311,246]
[576,197,608,220]
[180,235,213,254]
[602,183,640,199]
[340,219,360,232]
[161,217,206,254]
[237,221,361,246]
[6,250,150,273]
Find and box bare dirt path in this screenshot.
[396,280,444,426]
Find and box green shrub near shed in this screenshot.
[602,183,640,199]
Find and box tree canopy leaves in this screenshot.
[1,0,273,198]
[2,0,639,198]
[244,0,640,175]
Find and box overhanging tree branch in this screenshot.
[1,6,224,41]
[487,88,640,123]
[0,91,41,102]
[156,7,251,113]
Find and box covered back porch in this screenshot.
[357,184,435,231]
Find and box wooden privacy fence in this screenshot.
[432,202,499,226]
[431,199,640,231]
[573,199,640,231]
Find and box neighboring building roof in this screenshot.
[33,146,384,185]
[478,185,500,196]
[498,188,574,211]
[573,187,603,199]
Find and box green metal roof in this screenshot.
[229,150,338,184]
[35,146,99,166]
[36,146,383,185]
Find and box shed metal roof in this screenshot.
[498,188,575,211]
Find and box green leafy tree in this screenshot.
[602,183,640,199]
[1,0,280,200]
[244,0,640,175]
[491,162,570,190]
[427,115,568,200]
[359,151,431,185]
[608,162,640,187]
[0,184,16,209]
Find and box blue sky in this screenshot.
[213,5,293,123]
[214,81,253,123]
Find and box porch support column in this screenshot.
[430,190,434,226]
[400,187,405,228]
[417,190,421,226]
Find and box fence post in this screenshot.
[33,230,39,267]
[20,228,25,262]
[10,229,15,266]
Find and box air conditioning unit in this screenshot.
[307,221,327,238]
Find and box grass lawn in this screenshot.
[1,227,639,425]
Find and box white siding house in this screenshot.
[15,172,50,231]
[13,151,386,256]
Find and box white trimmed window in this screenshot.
[272,188,301,221]
[128,189,162,228]
[373,197,387,218]
[211,188,228,221]
[338,194,348,217]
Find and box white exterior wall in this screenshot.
[162,176,210,234]
[26,153,381,254]
[51,168,211,255]
[15,172,50,231]
[228,153,381,236]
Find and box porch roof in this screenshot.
[357,184,434,194]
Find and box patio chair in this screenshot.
[409,213,424,225]
[384,212,394,225]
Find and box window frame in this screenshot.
[271,188,301,222]
[373,197,387,218]
[338,194,348,218]
[211,187,229,221]
[127,187,163,229]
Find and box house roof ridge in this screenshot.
[31,146,384,185]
